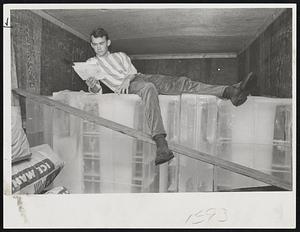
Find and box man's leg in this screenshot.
[139,72,256,106]
[129,78,174,165]
[138,73,226,96]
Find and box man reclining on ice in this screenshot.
[85,27,257,166]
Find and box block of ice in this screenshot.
[158,95,181,192]
[271,104,292,183]
[88,94,139,193]
[215,96,292,190]
[178,94,218,192]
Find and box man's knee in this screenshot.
[178,76,189,82]
[143,82,157,93]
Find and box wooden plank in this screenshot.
[31,10,89,42]
[130,53,237,60]
[12,88,292,191]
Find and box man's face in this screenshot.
[90,35,111,57]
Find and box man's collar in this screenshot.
[96,51,111,59]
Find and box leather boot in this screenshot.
[153,134,174,165]
[223,72,256,106]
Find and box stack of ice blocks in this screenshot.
[34,91,292,193]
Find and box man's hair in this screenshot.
[90,28,109,41]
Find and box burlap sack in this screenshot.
[12,144,64,194]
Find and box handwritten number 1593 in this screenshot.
[185,208,228,224]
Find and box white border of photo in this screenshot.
[3,3,296,228]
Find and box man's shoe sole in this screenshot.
[231,72,256,106]
[155,152,174,166]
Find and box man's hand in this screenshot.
[86,77,101,94]
[86,77,98,89]
[115,78,130,94]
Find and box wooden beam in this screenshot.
[12,88,292,191]
[130,53,237,60]
[31,10,90,42]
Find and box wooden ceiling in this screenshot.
[38,8,285,56]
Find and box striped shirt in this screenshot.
[86,51,138,92]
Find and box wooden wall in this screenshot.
[40,19,92,95]
[11,10,42,95]
[133,58,239,86]
[238,9,292,98]
[11,10,96,96]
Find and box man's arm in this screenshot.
[115,53,138,94]
[115,74,137,95]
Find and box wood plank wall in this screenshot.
[11,10,42,95]
[132,58,239,86]
[238,9,292,98]
[40,19,92,95]
[11,10,96,96]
